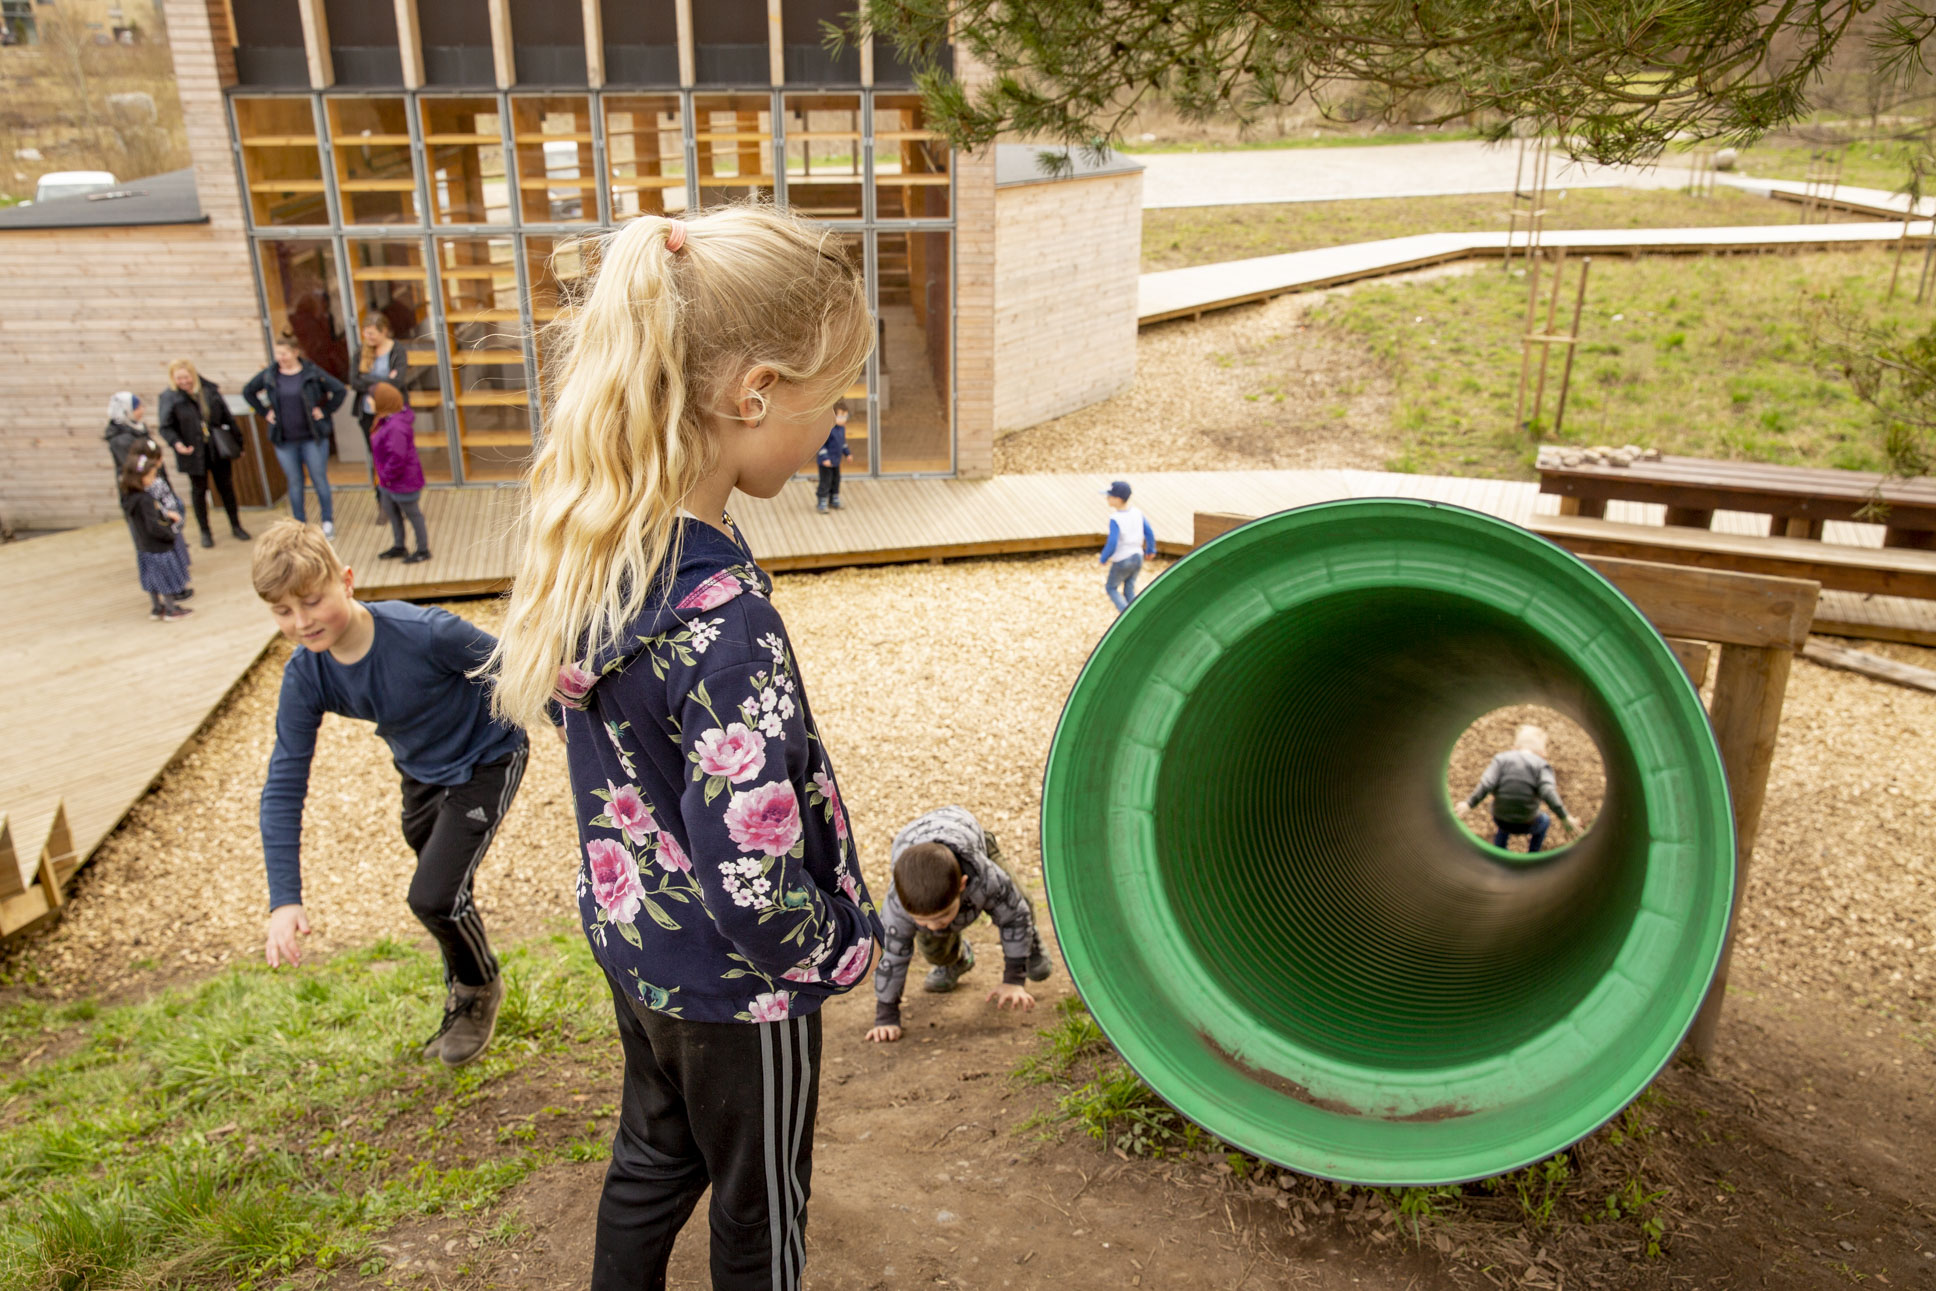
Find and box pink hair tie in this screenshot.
[665,219,687,253]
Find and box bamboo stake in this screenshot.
[1552,257,1592,437]
[1529,247,1568,434]
[1514,250,1543,431]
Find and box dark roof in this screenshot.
[0,168,205,230]
[994,144,1143,188]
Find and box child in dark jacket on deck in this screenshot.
[815,400,851,513]
[368,381,430,564]
[488,207,882,1291]
[866,805,1054,1043]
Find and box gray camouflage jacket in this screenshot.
[873,805,1037,1026]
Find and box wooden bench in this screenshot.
[1536,451,1936,548]
[1528,512,1936,601]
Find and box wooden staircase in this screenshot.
[0,804,77,942]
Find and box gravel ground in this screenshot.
[993,289,1399,475]
[8,559,1932,1041]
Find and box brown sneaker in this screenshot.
[424,978,505,1067]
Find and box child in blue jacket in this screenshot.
[815,400,852,513]
[1100,479,1157,613]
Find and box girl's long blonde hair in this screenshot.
[491,203,872,729]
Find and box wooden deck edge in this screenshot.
[763,534,1100,572]
[1809,614,1936,648]
[358,578,514,602]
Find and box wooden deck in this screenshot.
[8,465,1932,913]
[0,520,279,897]
[1138,220,1936,325]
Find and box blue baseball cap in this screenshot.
[1104,480,1132,501]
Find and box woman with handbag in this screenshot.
[158,359,251,547]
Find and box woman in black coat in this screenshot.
[241,334,349,536]
[158,360,250,547]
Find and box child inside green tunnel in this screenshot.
[1459,724,1583,852]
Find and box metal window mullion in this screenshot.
[682,88,700,212]
[864,226,879,477]
[861,89,875,223]
[591,88,613,225]
[329,230,372,488]
[419,231,465,487]
[500,89,521,232]
[947,221,956,476]
[770,87,785,209]
[314,93,345,229]
[512,232,544,460]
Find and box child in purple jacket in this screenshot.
[370,382,431,564]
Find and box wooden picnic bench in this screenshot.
[1536,451,1936,548]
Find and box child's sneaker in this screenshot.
[403,549,432,564]
[1026,933,1054,983]
[923,941,975,993]
[830,495,843,510]
[377,545,407,560]
[153,603,193,622]
[424,977,505,1067]
[321,521,334,539]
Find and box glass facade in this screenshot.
[228,88,955,486]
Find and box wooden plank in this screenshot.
[1667,638,1712,687]
[1530,513,1936,601]
[1800,637,1936,693]
[1576,556,1818,652]
[1688,642,1795,1057]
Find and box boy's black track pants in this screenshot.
[592,972,820,1291]
[398,745,526,987]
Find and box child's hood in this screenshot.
[374,406,416,436]
[552,518,771,711]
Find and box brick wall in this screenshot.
[0,0,261,531]
[992,168,1141,434]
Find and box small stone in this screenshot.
[936,1211,958,1224]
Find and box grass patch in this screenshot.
[1142,187,1807,273]
[1308,246,1918,479]
[0,931,613,1290]
[1721,139,1922,194]
[1016,998,1684,1269]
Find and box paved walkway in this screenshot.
[1138,218,1935,323]
[1137,140,1689,208]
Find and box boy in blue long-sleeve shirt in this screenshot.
[815,401,852,513]
[1099,479,1157,613]
[253,519,531,1067]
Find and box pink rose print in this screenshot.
[723,781,802,857]
[607,781,657,845]
[839,872,859,903]
[831,937,873,986]
[654,829,692,873]
[585,838,644,923]
[781,962,821,984]
[555,661,597,703]
[677,570,742,612]
[812,770,848,841]
[695,723,766,783]
[748,991,791,1022]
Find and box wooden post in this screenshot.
[674,0,695,87]
[768,0,785,86]
[582,0,603,88]
[1687,643,1796,1058]
[1528,247,1567,434]
[1513,250,1543,430]
[394,0,423,88]
[858,20,873,86]
[296,0,334,88]
[1551,256,1591,437]
[488,0,516,89]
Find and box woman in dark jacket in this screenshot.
[242,334,348,537]
[158,359,250,548]
[350,315,420,445]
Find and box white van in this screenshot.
[32,171,118,203]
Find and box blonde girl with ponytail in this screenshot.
[493,204,881,1290]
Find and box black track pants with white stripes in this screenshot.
[399,746,526,987]
[592,973,821,1291]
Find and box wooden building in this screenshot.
[0,0,1140,530]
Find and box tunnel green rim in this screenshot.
[1040,499,1735,1186]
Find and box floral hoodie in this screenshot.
[556,516,882,1023]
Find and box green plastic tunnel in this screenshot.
[1040,500,1735,1186]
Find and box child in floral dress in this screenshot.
[490,206,881,1291]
